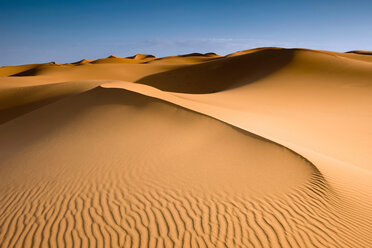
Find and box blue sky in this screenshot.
[1,0,372,66]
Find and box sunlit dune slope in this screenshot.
[140,48,372,170]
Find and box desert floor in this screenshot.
[0,48,371,247]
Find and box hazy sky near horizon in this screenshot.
[1,0,372,66]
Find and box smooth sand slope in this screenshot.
[0,48,371,247]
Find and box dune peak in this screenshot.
[107,55,122,59]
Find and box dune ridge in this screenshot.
[0,87,365,248]
[102,81,372,234]
[0,47,371,247]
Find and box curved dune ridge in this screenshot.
[0,87,364,248]
[0,47,372,247]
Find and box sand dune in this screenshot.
[127,54,157,60]
[0,64,42,77]
[144,53,221,65]
[133,48,372,169]
[91,55,157,64]
[346,50,372,55]
[0,47,371,247]
[0,87,361,247]
[138,48,294,93]
[72,59,93,65]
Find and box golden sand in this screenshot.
[0,48,371,247]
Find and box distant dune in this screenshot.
[127,54,157,60]
[346,50,372,55]
[72,59,93,65]
[0,47,371,247]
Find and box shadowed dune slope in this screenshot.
[136,48,372,93]
[346,50,372,55]
[0,81,99,124]
[0,87,365,247]
[0,64,42,77]
[9,64,75,77]
[137,48,294,93]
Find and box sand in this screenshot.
[0,48,371,247]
